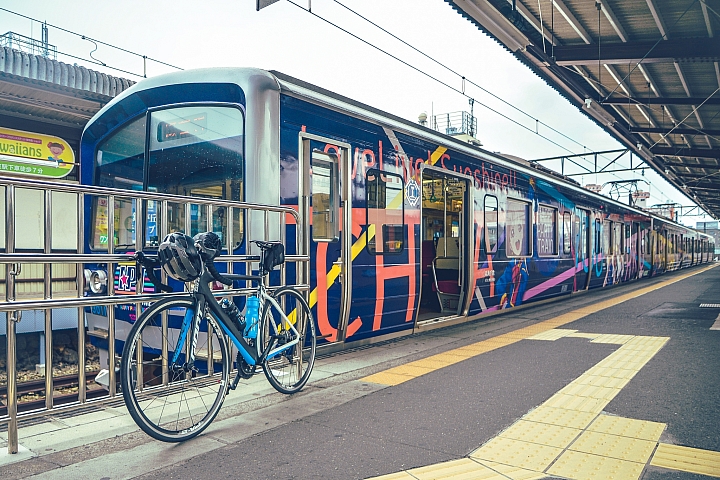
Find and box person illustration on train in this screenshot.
[47,142,69,167]
[497,205,529,309]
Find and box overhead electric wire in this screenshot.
[286,0,580,156]
[559,66,720,143]
[291,1,705,212]
[328,0,667,185]
[0,7,184,74]
[288,0,654,193]
[330,0,586,151]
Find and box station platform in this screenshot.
[1,263,719,480]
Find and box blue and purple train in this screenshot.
[80,67,715,360]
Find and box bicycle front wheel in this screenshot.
[120,297,230,442]
[260,287,316,394]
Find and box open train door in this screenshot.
[299,133,352,345]
[417,167,471,321]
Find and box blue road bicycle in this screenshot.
[120,235,316,442]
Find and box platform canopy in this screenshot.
[445,0,720,219]
[0,46,134,147]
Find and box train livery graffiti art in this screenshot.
[78,68,715,361]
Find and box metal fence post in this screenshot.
[5,184,18,454]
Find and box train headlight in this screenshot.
[84,269,108,294]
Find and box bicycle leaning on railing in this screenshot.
[120,232,316,442]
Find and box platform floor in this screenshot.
[2,263,719,479]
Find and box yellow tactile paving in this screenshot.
[405,458,504,479]
[478,461,548,480]
[557,383,621,401]
[361,371,415,386]
[364,265,720,479]
[587,414,665,442]
[470,436,563,471]
[522,405,598,430]
[569,430,657,462]
[526,329,577,341]
[590,334,636,344]
[370,471,416,480]
[547,450,646,479]
[566,332,602,339]
[651,443,720,477]
[583,365,638,380]
[573,373,630,389]
[411,358,458,369]
[498,419,582,448]
[543,393,609,413]
[386,364,437,377]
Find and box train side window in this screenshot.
[562,212,572,254]
[537,205,558,256]
[484,195,498,253]
[506,198,531,257]
[366,169,404,254]
[312,151,339,242]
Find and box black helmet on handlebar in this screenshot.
[194,231,222,261]
[158,232,202,282]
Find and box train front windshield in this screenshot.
[90,105,245,250]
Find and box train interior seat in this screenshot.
[432,237,460,312]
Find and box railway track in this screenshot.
[0,371,106,415]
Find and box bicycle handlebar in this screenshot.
[205,261,233,286]
[134,252,174,293]
[133,251,263,292]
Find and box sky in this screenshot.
[1,0,712,224]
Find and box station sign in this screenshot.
[0,127,75,179]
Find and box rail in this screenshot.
[0,175,308,454]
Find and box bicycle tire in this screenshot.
[120,296,230,442]
[259,287,316,394]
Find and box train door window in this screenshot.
[562,212,572,254]
[613,223,622,254]
[537,205,558,256]
[594,219,601,255]
[575,214,582,254]
[312,151,339,242]
[484,195,498,253]
[641,232,645,254]
[603,221,611,254]
[626,224,632,254]
[366,169,404,253]
[506,199,531,257]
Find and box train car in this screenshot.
[78,67,715,363]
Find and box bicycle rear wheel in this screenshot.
[120,297,230,442]
[260,287,316,394]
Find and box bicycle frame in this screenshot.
[176,270,300,369]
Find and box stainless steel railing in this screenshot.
[0,175,308,454]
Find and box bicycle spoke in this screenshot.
[121,297,229,442]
